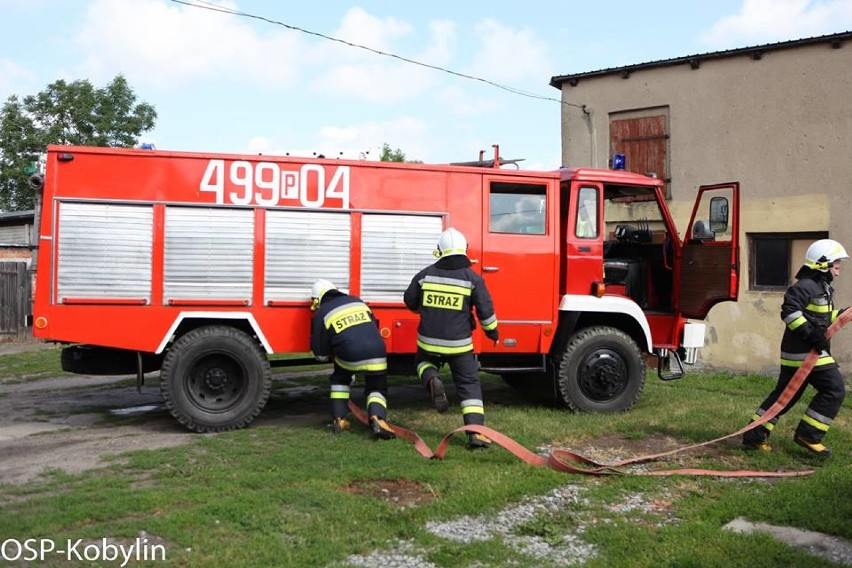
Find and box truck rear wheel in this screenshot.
[160,325,272,433]
[556,326,645,413]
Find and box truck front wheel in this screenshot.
[556,326,645,413]
[160,325,272,433]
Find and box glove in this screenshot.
[484,328,499,342]
[805,323,829,352]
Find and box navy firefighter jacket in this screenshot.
[403,255,498,355]
[310,291,387,373]
[780,270,843,369]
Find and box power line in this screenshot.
[168,0,586,109]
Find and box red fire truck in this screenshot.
[30,144,739,432]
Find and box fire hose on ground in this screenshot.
[349,308,852,478]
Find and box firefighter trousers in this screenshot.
[743,364,846,445]
[415,349,485,427]
[329,364,390,420]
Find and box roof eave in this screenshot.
[550,30,852,89]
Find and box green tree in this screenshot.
[0,75,156,211]
[379,143,406,162]
[378,143,421,163]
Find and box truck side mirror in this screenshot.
[709,196,728,233]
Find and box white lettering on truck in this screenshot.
[199,160,350,208]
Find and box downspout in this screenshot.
[581,104,597,167]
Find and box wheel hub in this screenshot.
[186,354,246,411]
[203,368,231,392]
[579,350,628,401]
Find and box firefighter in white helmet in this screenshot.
[404,227,499,450]
[743,239,848,457]
[310,279,395,440]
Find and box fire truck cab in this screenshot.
[31,145,739,432]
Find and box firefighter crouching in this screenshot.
[404,228,499,450]
[742,239,849,457]
[309,279,395,440]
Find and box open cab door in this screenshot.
[677,182,740,319]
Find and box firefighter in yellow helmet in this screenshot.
[404,228,499,450]
[309,279,395,440]
[742,239,849,457]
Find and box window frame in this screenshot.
[609,107,671,199]
[748,231,828,292]
[488,182,548,236]
[575,185,599,239]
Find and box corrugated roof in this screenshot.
[0,210,34,223]
[550,30,852,88]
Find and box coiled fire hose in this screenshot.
[349,308,852,477]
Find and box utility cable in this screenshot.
[169,0,586,110]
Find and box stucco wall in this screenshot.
[556,39,852,372]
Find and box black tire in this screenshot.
[160,325,272,433]
[556,326,645,413]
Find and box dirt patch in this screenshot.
[549,432,748,472]
[341,479,438,509]
[0,337,57,356]
[0,373,191,484]
[724,518,852,565]
[0,345,435,485]
[574,432,686,462]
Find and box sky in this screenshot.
[1,0,851,170]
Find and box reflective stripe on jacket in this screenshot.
[779,273,837,369]
[403,255,498,355]
[310,291,387,372]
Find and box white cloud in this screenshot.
[467,18,552,83]
[437,85,504,116]
[420,20,457,66]
[310,9,451,103]
[316,116,427,158]
[73,0,303,90]
[703,0,852,47]
[308,11,551,106]
[242,117,429,161]
[311,60,437,103]
[0,59,35,99]
[332,7,412,55]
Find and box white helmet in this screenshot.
[804,239,849,272]
[310,279,337,310]
[435,228,468,258]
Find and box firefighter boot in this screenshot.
[466,432,492,450]
[794,435,832,458]
[370,416,396,440]
[328,417,350,435]
[366,390,393,439]
[742,435,772,452]
[428,377,450,414]
[742,423,772,452]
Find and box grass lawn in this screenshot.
[0,349,850,567]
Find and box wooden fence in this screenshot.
[0,262,31,336]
